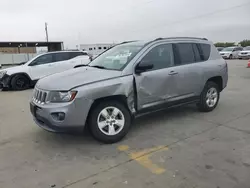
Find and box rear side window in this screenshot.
[198,43,211,61]
[192,44,202,62]
[174,43,195,65]
[70,52,87,59]
[53,52,71,62]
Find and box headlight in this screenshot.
[48,91,77,103]
[0,71,7,79]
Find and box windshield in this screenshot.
[243,46,250,51]
[88,44,143,70]
[222,47,234,52]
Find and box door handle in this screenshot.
[168,71,178,75]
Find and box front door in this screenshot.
[134,43,178,110]
[28,53,55,80]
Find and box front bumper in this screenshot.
[238,54,250,59]
[30,97,93,133]
[220,54,231,59]
[0,74,11,88]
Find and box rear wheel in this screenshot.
[11,74,30,90]
[197,81,220,112]
[229,54,233,59]
[88,101,131,143]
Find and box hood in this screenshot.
[239,50,250,53]
[1,65,27,75]
[36,67,122,91]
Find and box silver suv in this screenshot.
[30,37,228,143]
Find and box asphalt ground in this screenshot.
[0,59,250,188]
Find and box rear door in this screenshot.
[170,42,204,99]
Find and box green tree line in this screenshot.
[215,40,250,48]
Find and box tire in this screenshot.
[11,74,30,90]
[88,100,131,143]
[197,81,220,112]
[229,54,233,59]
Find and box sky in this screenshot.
[0,0,250,48]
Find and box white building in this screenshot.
[80,43,115,56]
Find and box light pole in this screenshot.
[45,22,49,42]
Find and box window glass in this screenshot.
[89,44,143,70]
[70,52,87,59]
[53,52,70,62]
[175,43,195,64]
[141,44,174,70]
[192,44,202,62]
[30,54,53,65]
[199,43,211,61]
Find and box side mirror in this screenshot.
[135,61,153,74]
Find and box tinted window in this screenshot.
[30,54,53,66]
[192,44,202,62]
[175,43,195,64]
[70,52,87,59]
[198,43,211,61]
[53,52,70,62]
[141,44,174,71]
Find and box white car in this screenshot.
[238,46,250,59]
[219,46,243,59]
[0,51,90,90]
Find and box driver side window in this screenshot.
[29,54,53,66]
[141,43,174,71]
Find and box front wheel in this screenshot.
[197,81,220,112]
[88,101,131,143]
[10,74,30,90]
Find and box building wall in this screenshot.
[80,43,114,55]
[0,53,37,65]
[0,47,36,54]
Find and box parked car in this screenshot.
[216,47,224,52]
[30,37,228,143]
[238,46,250,59]
[0,51,90,90]
[219,46,243,59]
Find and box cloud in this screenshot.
[0,0,249,47]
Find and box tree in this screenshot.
[214,42,235,47]
[239,40,250,47]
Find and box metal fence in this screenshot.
[0,53,37,65]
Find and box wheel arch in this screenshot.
[87,95,131,123]
[206,76,223,92]
[8,72,32,88]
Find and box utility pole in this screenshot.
[45,22,49,42]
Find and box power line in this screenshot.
[130,2,250,34]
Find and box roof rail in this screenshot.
[155,37,208,41]
[119,40,138,44]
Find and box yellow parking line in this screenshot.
[118,145,168,174]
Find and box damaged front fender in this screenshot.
[76,75,136,114]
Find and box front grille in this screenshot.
[33,88,48,104]
[241,52,247,55]
[220,53,224,55]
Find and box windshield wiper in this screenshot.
[74,64,88,68]
[89,65,106,69]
